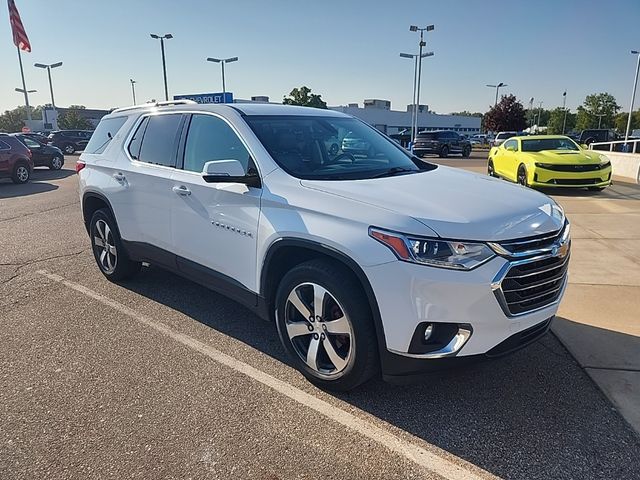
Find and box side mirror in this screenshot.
[580,144,589,149]
[202,159,261,188]
[506,145,516,152]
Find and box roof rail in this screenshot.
[111,99,197,114]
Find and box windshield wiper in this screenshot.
[370,167,417,178]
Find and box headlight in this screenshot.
[535,162,553,168]
[369,228,495,270]
[599,160,611,168]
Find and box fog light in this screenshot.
[423,323,434,342]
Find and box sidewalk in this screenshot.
[552,180,640,434]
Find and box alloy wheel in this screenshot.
[16,166,29,182]
[284,282,353,378]
[52,156,62,169]
[93,219,117,274]
[64,145,75,154]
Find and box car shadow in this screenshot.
[0,180,58,198]
[31,167,76,181]
[120,265,640,480]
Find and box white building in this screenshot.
[329,99,481,136]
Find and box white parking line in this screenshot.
[37,269,490,480]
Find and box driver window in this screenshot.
[23,137,40,148]
[504,139,517,151]
[183,114,251,173]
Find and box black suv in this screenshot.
[48,130,94,154]
[413,130,472,158]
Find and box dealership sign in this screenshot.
[173,92,233,104]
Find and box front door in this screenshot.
[21,137,47,165]
[170,113,262,298]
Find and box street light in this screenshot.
[400,51,432,142]
[408,24,435,143]
[536,101,544,129]
[150,33,173,101]
[486,82,507,107]
[130,79,137,105]
[15,88,37,125]
[206,57,238,103]
[15,87,36,93]
[34,62,62,109]
[625,50,640,145]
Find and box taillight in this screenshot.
[75,161,86,174]
[27,149,32,158]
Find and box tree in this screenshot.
[575,93,620,130]
[58,108,92,130]
[547,107,576,135]
[283,86,327,109]
[483,94,527,132]
[0,106,43,132]
[614,111,640,134]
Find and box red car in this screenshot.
[0,134,33,184]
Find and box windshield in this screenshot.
[521,137,579,152]
[245,115,432,180]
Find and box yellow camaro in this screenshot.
[487,135,612,191]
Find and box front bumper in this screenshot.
[363,255,565,377]
[529,165,612,188]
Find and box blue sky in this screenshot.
[2,0,639,114]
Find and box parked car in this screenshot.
[576,129,621,150]
[488,135,611,191]
[492,131,518,147]
[11,134,65,170]
[412,130,471,158]
[341,133,372,156]
[78,102,569,390]
[48,130,93,154]
[0,134,33,184]
[21,132,52,144]
[470,133,489,144]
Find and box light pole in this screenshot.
[400,52,431,143]
[150,33,173,101]
[206,57,238,103]
[486,82,507,107]
[625,50,640,145]
[130,79,137,105]
[528,97,535,130]
[15,87,37,126]
[34,62,62,108]
[596,113,606,129]
[536,101,544,130]
[409,24,435,142]
[562,91,568,134]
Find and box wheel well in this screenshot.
[82,194,111,234]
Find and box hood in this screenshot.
[301,166,564,241]
[526,149,607,164]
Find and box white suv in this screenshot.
[77,101,570,391]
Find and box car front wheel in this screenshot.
[439,146,449,158]
[275,259,378,391]
[517,164,529,187]
[90,209,141,281]
[11,163,30,184]
[50,155,63,170]
[488,159,496,177]
[462,145,471,157]
[63,144,76,155]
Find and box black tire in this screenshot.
[487,159,496,177]
[462,145,471,158]
[439,145,449,158]
[89,209,141,281]
[275,259,379,391]
[587,186,606,192]
[63,143,75,155]
[11,162,30,184]
[49,155,64,170]
[517,164,529,187]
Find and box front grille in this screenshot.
[498,228,561,254]
[539,163,605,172]
[500,255,569,315]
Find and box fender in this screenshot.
[81,190,117,234]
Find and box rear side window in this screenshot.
[137,114,183,167]
[85,117,127,154]
[417,132,437,140]
[183,114,251,173]
[0,140,10,151]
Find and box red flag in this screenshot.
[7,0,31,52]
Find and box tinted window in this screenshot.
[0,140,10,151]
[21,137,41,148]
[183,114,251,173]
[85,117,127,154]
[521,138,578,152]
[128,117,149,160]
[416,132,437,140]
[138,114,183,167]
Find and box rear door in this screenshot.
[0,140,11,174]
[449,132,462,153]
[21,136,48,165]
[170,113,262,297]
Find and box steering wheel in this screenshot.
[328,153,356,164]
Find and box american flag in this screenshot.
[7,0,31,52]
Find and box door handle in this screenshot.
[172,185,191,196]
[113,172,126,181]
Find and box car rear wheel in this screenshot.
[517,164,529,187]
[63,144,75,155]
[11,163,30,184]
[462,145,471,158]
[439,146,449,158]
[49,155,63,170]
[275,259,378,391]
[90,209,141,281]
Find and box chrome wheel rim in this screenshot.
[64,145,74,154]
[94,219,117,274]
[284,282,353,378]
[16,166,29,182]
[52,156,62,169]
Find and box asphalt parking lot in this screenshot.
[1,155,639,479]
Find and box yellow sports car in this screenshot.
[487,135,612,191]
